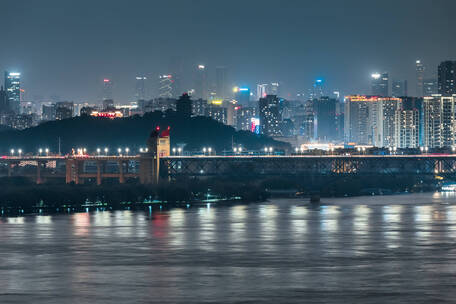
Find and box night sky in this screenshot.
[1,0,455,102]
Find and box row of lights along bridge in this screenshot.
[8,146,455,157]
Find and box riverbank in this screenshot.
[0,174,442,216]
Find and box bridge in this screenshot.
[1,154,456,185]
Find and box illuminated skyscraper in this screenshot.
[233,87,250,104]
[311,79,325,99]
[194,65,208,100]
[395,108,419,148]
[371,73,389,96]
[4,71,21,113]
[135,76,147,101]
[159,75,173,98]
[423,95,456,147]
[438,61,456,96]
[344,95,375,144]
[416,60,425,97]
[259,95,282,136]
[103,78,113,100]
[215,66,228,99]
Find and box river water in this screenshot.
[1,192,456,303]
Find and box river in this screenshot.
[1,192,456,303]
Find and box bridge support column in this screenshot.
[7,163,13,177]
[36,161,43,184]
[118,160,125,184]
[96,161,102,185]
[139,156,159,184]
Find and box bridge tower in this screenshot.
[139,126,170,184]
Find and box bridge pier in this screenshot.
[96,161,102,185]
[36,161,42,184]
[118,160,125,184]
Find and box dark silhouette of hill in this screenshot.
[0,110,290,154]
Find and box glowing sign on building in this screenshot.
[90,111,123,118]
[251,118,260,134]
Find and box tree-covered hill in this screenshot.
[0,111,290,154]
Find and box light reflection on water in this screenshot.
[0,192,456,303]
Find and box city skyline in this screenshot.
[1,0,455,102]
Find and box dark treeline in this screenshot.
[0,111,290,154]
[0,176,268,213]
[0,173,436,215]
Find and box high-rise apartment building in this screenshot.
[373,98,402,147]
[423,95,456,148]
[235,106,257,131]
[423,78,438,96]
[344,95,373,144]
[395,109,419,148]
[438,61,456,96]
[259,95,281,137]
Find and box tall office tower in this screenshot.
[344,95,377,145]
[176,93,192,117]
[0,86,9,113]
[371,73,389,96]
[392,80,408,97]
[310,79,325,99]
[135,76,147,101]
[215,66,228,99]
[314,96,336,141]
[103,79,113,100]
[416,60,425,97]
[373,98,402,147]
[423,95,456,148]
[158,75,173,98]
[194,65,208,100]
[268,82,280,96]
[395,109,419,148]
[259,95,282,137]
[5,71,21,114]
[257,84,268,99]
[423,78,438,96]
[234,87,250,104]
[438,61,456,96]
[169,56,183,98]
[302,101,315,141]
